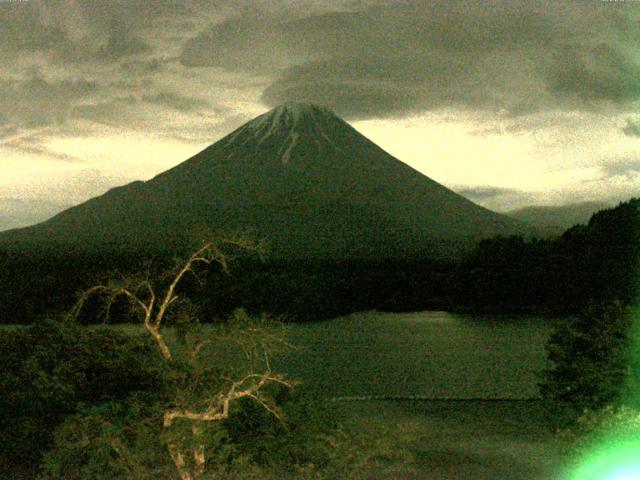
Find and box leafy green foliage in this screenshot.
[17,310,412,479]
[0,319,162,477]
[539,302,634,431]
[39,401,172,480]
[219,384,335,466]
[455,198,640,313]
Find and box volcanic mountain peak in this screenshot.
[224,102,340,163]
[252,102,334,131]
[0,103,534,258]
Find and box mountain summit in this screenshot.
[223,102,345,164]
[0,103,530,258]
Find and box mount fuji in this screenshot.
[0,103,531,258]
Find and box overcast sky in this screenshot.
[1,0,639,230]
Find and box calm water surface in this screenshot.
[278,310,559,399]
[278,311,566,479]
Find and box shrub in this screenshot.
[39,401,172,480]
[39,372,391,479]
[0,319,161,477]
[539,302,634,431]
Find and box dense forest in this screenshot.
[453,197,640,313]
[0,198,638,324]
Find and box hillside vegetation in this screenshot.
[0,198,637,324]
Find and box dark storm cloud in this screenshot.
[622,118,640,137]
[180,15,289,72]
[120,58,165,75]
[76,0,194,27]
[0,0,164,63]
[182,0,640,119]
[71,96,139,126]
[0,1,238,134]
[96,18,150,60]
[71,89,208,124]
[0,2,72,55]
[262,58,432,119]
[3,1,638,126]
[547,43,640,102]
[141,91,205,112]
[2,141,83,163]
[0,72,98,127]
[0,0,277,63]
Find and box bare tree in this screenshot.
[71,239,290,480]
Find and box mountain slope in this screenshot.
[0,103,531,258]
[505,201,611,236]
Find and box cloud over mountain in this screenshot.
[0,71,97,127]
[182,0,640,119]
[3,1,638,126]
[1,0,638,216]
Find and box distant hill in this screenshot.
[0,103,531,259]
[505,201,612,236]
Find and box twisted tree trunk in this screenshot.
[71,240,287,480]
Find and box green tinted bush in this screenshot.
[39,401,172,480]
[539,302,634,431]
[40,372,403,479]
[0,320,162,477]
[2,315,409,478]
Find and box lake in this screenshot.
[1,310,566,478]
[275,310,566,479]
[276,310,558,399]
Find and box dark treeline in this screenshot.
[0,248,168,323]
[197,194,639,318]
[1,198,638,324]
[196,257,455,322]
[454,198,639,313]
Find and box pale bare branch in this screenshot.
[245,392,282,421]
[67,238,283,480]
[163,371,290,427]
[68,285,112,321]
[167,443,191,480]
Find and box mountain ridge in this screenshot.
[0,102,533,258]
[505,201,612,236]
